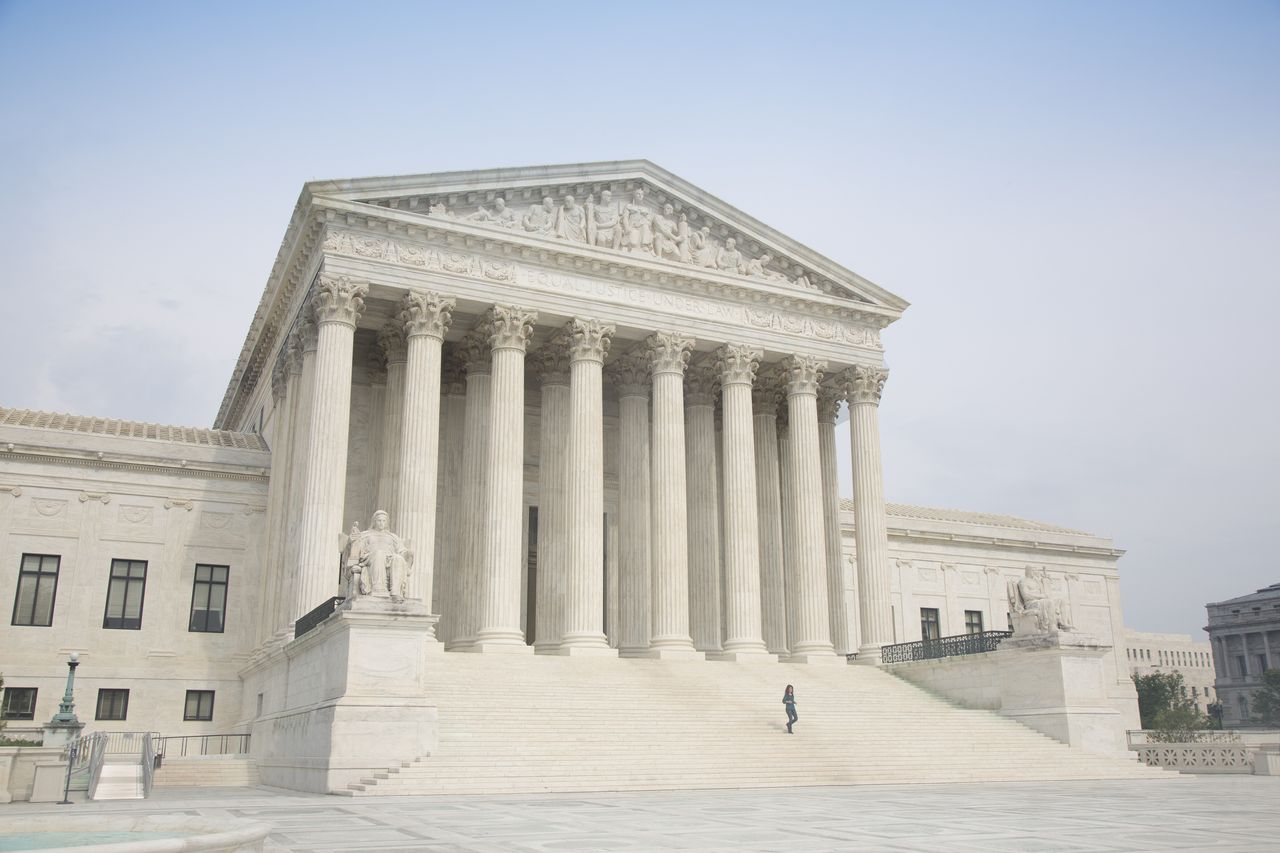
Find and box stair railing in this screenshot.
[141,732,156,797]
[85,733,108,800]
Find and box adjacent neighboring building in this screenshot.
[1206,583,1280,728]
[1124,629,1216,714]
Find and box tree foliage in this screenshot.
[1251,669,1280,726]
[1133,671,1211,734]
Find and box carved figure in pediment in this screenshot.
[690,226,718,268]
[1007,566,1075,634]
[468,197,518,229]
[653,203,688,262]
[428,201,449,217]
[716,237,743,273]
[586,190,621,249]
[555,195,588,243]
[793,273,815,290]
[621,188,654,254]
[342,510,414,602]
[744,252,788,282]
[522,196,557,235]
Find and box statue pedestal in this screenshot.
[248,596,439,794]
[990,631,1129,758]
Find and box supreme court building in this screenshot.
[0,162,1145,794]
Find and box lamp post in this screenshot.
[51,653,82,805]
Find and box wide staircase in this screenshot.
[339,653,1170,795]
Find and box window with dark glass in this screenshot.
[12,553,60,627]
[964,610,984,634]
[103,559,147,629]
[95,689,129,721]
[1,686,37,720]
[184,690,215,721]
[920,608,941,641]
[1235,655,1248,677]
[188,564,229,632]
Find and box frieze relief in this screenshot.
[322,230,883,351]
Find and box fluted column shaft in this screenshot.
[258,357,294,646]
[293,276,366,623]
[560,319,615,652]
[685,363,721,653]
[394,291,454,610]
[476,306,537,650]
[436,363,467,643]
[844,366,894,663]
[818,389,853,655]
[449,336,491,649]
[534,352,570,653]
[375,326,407,519]
[615,353,652,656]
[647,332,699,656]
[277,322,316,636]
[783,355,835,658]
[779,419,797,653]
[752,385,788,655]
[716,345,770,657]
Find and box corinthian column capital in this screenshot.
[459,326,493,376]
[367,345,387,384]
[608,350,651,397]
[441,347,468,395]
[378,324,408,365]
[312,274,367,327]
[684,362,719,407]
[751,365,784,411]
[399,290,455,340]
[567,318,615,364]
[646,331,695,376]
[487,305,538,352]
[817,384,843,424]
[531,333,572,385]
[841,365,889,406]
[715,344,762,387]
[293,313,319,357]
[782,354,827,396]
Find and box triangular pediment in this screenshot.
[306,161,908,312]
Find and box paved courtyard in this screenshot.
[5,777,1280,852]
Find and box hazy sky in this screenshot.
[1,1,1276,639]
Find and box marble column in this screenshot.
[435,353,467,644]
[559,318,616,654]
[782,354,836,661]
[685,361,722,654]
[842,365,894,664]
[375,325,408,520]
[257,356,293,647]
[448,329,492,650]
[364,348,387,523]
[778,407,797,654]
[533,340,571,653]
[713,345,772,660]
[474,305,538,652]
[752,379,787,655]
[612,351,652,656]
[293,275,366,623]
[394,290,454,612]
[277,319,316,637]
[818,385,853,655]
[646,331,700,658]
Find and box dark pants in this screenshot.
[786,705,797,731]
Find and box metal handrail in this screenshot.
[141,732,155,797]
[295,596,344,638]
[85,733,107,800]
[879,630,1014,664]
[155,733,251,758]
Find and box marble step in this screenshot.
[91,762,143,800]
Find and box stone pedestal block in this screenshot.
[249,596,439,794]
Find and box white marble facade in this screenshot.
[0,162,1139,736]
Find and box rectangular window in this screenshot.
[964,610,984,634]
[1235,655,1248,677]
[184,690,215,721]
[188,564,229,633]
[12,553,60,627]
[920,608,941,641]
[103,559,147,629]
[95,689,130,721]
[1257,654,1268,674]
[1,686,37,720]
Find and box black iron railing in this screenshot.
[155,733,251,758]
[880,630,1013,664]
[294,596,344,639]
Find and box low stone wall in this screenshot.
[1133,743,1255,774]
[0,745,64,803]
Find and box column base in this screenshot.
[533,643,563,655]
[618,646,653,658]
[851,645,884,666]
[707,649,779,663]
[639,647,706,661]
[465,640,534,655]
[555,645,619,657]
[784,651,845,665]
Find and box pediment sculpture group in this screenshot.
[427,188,819,292]
[341,510,413,602]
[1007,566,1076,634]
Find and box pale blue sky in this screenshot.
[1,1,1277,638]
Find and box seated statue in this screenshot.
[342,510,414,602]
[1007,566,1075,633]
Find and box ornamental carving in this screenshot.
[817,384,842,423]
[487,305,537,352]
[608,350,651,397]
[119,505,154,525]
[781,354,827,396]
[751,366,784,410]
[293,313,319,356]
[567,318,615,364]
[312,275,367,327]
[378,324,408,365]
[367,345,387,384]
[285,328,305,374]
[458,327,493,375]
[684,362,719,406]
[440,348,468,395]
[646,331,695,375]
[841,365,889,406]
[715,344,762,387]
[399,290,455,340]
[271,358,289,402]
[530,339,572,386]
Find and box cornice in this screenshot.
[883,525,1126,559]
[2,447,269,484]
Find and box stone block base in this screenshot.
[640,647,705,661]
[466,641,534,654]
[707,650,779,663]
[555,645,619,657]
[784,652,846,665]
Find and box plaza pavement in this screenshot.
[5,777,1279,852]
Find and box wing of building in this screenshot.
[1205,583,1280,726]
[1,162,1149,794]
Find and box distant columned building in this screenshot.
[1206,583,1280,727]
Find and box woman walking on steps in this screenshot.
[783,684,797,733]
